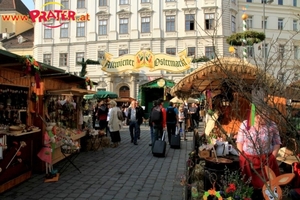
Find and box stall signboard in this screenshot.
[101,49,192,73]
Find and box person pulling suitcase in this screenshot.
[150,99,167,151]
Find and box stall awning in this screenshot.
[140,78,175,88]
[170,57,278,97]
[84,91,118,99]
[47,87,95,96]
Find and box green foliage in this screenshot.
[226,31,265,46]
[192,56,210,63]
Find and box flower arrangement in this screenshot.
[219,168,253,200]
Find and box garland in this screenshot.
[19,55,42,88]
[226,31,265,46]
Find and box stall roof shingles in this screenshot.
[0,0,30,15]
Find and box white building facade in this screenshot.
[33,0,300,99]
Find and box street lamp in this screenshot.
[262,0,273,67]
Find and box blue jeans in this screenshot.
[150,126,154,144]
[129,121,139,143]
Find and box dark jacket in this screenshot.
[127,106,144,125]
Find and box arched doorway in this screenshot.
[119,86,130,98]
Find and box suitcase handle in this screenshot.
[162,131,166,141]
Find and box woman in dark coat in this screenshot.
[97,100,108,131]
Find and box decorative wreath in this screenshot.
[226,31,265,46]
[203,189,222,200]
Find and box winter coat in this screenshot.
[108,107,122,132]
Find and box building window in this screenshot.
[141,0,149,2]
[294,0,297,6]
[141,17,150,33]
[278,18,283,30]
[246,0,252,2]
[76,22,85,37]
[98,51,105,60]
[45,0,52,11]
[247,46,254,57]
[166,48,176,55]
[119,18,128,34]
[185,14,195,31]
[61,0,69,9]
[60,23,69,38]
[262,43,268,58]
[166,0,175,1]
[44,26,52,38]
[59,53,68,66]
[77,0,85,8]
[293,20,298,31]
[188,47,195,57]
[99,20,107,35]
[43,54,51,65]
[205,13,215,30]
[119,49,128,56]
[76,52,84,65]
[120,0,128,4]
[262,17,267,29]
[99,0,107,6]
[278,0,283,5]
[247,16,253,29]
[166,16,175,32]
[205,46,215,59]
[294,46,299,59]
[231,15,236,32]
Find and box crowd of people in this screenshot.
[91,98,203,148]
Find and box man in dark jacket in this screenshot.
[127,100,144,145]
[135,101,144,139]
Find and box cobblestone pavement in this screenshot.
[0,124,196,200]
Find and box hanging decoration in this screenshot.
[226,31,265,46]
[18,55,42,88]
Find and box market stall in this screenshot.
[171,57,288,199]
[0,50,96,191]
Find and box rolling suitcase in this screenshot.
[152,131,167,157]
[170,127,181,149]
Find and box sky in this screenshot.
[21,0,34,11]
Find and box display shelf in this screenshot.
[5,129,41,137]
[52,131,86,165]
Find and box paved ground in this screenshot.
[0,124,196,200]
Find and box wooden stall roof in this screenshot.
[46,87,96,96]
[0,49,97,85]
[170,57,278,97]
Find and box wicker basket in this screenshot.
[61,146,79,154]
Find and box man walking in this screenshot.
[127,100,143,145]
[135,101,144,139]
[150,99,166,147]
[166,102,178,145]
